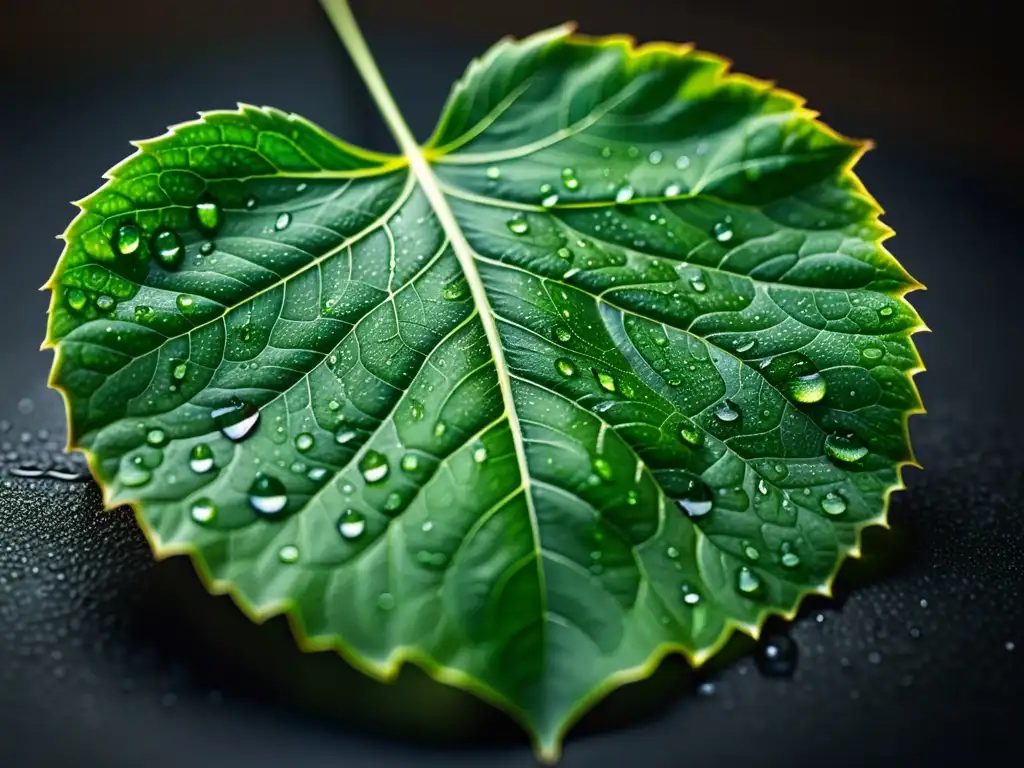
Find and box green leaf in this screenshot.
[44,0,925,761]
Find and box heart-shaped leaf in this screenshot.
[44,1,924,761]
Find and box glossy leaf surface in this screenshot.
[45,14,924,762]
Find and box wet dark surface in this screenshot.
[1,5,1022,767]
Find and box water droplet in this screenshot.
[248,473,288,517]
[820,491,847,516]
[667,546,680,559]
[191,498,216,524]
[359,450,389,483]
[824,433,868,463]
[600,146,613,158]
[134,305,154,322]
[114,221,141,255]
[327,399,341,412]
[485,166,501,180]
[66,288,87,311]
[294,433,314,452]
[307,467,328,483]
[555,358,576,378]
[146,428,167,447]
[648,150,663,164]
[120,455,151,487]
[678,418,704,448]
[781,551,801,568]
[714,400,740,423]
[681,584,701,605]
[556,246,572,260]
[690,274,707,293]
[153,228,184,269]
[377,592,395,611]
[199,241,215,255]
[95,295,115,312]
[176,294,197,315]
[862,345,884,360]
[675,155,691,170]
[788,372,827,403]
[593,370,617,392]
[194,197,222,232]
[736,566,761,595]
[244,196,258,209]
[879,306,894,317]
[614,185,635,204]
[408,399,424,421]
[553,326,572,342]
[338,509,366,539]
[189,443,215,474]
[274,212,291,231]
[744,545,760,561]
[278,545,299,564]
[433,421,447,438]
[592,457,612,481]
[212,400,260,442]
[473,443,488,464]
[713,218,734,243]
[401,453,420,473]
[664,183,682,197]
[561,167,580,190]
[171,361,188,381]
[756,634,798,677]
[735,338,756,354]
[506,214,529,235]
[675,480,714,518]
[442,277,469,300]
[334,429,357,445]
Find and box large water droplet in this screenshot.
[114,221,141,255]
[555,358,576,378]
[334,429,357,445]
[675,478,714,518]
[756,634,798,677]
[690,273,707,293]
[120,455,151,487]
[66,288,87,311]
[788,372,827,403]
[714,400,740,423]
[561,167,580,190]
[171,360,188,381]
[781,551,801,568]
[472,443,488,464]
[145,428,167,447]
[675,155,691,170]
[191,498,216,524]
[194,197,222,232]
[593,369,617,393]
[274,212,291,231]
[153,228,184,269]
[176,294,198,315]
[664,183,682,197]
[338,509,366,539]
[359,450,389,483]
[735,338,757,354]
[189,443,215,474]
[506,214,529,235]
[294,433,314,453]
[212,400,260,442]
[820,491,847,516]
[736,566,761,595]
[614,185,635,204]
[713,218,734,243]
[248,473,287,517]
[824,433,868,463]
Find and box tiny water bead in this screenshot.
[540,184,559,208]
[408,399,425,421]
[681,584,701,605]
[664,183,682,197]
[689,274,707,293]
[555,358,576,378]
[560,167,580,190]
[734,338,757,354]
[678,418,705,448]
[862,345,884,360]
[190,498,216,524]
[212,400,260,442]
[472,443,488,464]
[712,217,734,243]
[506,214,529,235]
[714,400,740,423]
[788,372,827,404]
[114,221,141,255]
[485,166,501,180]
[66,287,87,311]
[338,509,366,539]
[171,361,189,382]
[556,246,572,260]
[194,197,223,232]
[145,428,167,447]
[614,185,635,204]
[248,473,288,517]
[95,295,115,312]
[820,491,848,516]
[176,294,197,315]
[307,467,328,483]
[278,545,300,564]
[153,228,184,269]
[592,457,612,481]
[294,433,314,452]
[756,634,798,678]
[274,212,291,231]
[879,306,894,318]
[553,326,572,343]
[200,241,215,255]
[781,551,801,568]
[400,453,420,473]
[359,450,389,483]
[441,277,469,301]
[335,429,358,445]
[736,566,761,595]
[189,443,215,474]
[824,433,868,463]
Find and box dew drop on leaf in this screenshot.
[675,479,714,518]
[862,345,884,360]
[675,155,691,170]
[556,246,572,260]
[678,417,704,448]
[120,455,151,487]
[248,473,288,517]
[820,491,848,516]
[555,358,576,377]
[485,166,501,180]
[335,429,357,445]
[189,443,215,474]
[211,399,260,442]
[200,241,215,256]
[145,428,167,447]
[614,185,635,204]
[473,443,488,464]
[114,221,141,255]
[756,634,798,677]
[338,509,366,539]
[408,399,424,421]
[592,457,612,481]
[664,183,682,197]
[879,306,894,317]
[681,584,701,605]
[824,433,868,463]
[442,277,469,300]
[359,450,389,483]
[736,566,761,595]
[194,197,222,232]
[593,369,617,392]
[307,467,328,483]
[190,498,216,524]
[278,545,300,564]
[176,294,197,315]
[401,453,420,473]
[274,212,291,231]
[781,551,801,568]
[433,421,447,438]
[648,150,663,164]
[153,228,184,269]
[95,295,115,312]
[734,338,757,354]
[377,593,395,611]
[553,326,572,343]
[294,433,314,452]
[170,360,188,380]
[66,288,87,311]
[714,400,740,423]
[560,167,580,190]
[788,372,827,403]
[713,218,734,243]
[506,214,529,234]
[690,273,707,292]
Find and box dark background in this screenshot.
[1,0,1021,766]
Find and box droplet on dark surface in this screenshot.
[755,634,798,677]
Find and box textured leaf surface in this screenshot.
[45,20,924,762]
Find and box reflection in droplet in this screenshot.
[191,498,216,524]
[338,509,366,539]
[278,545,300,564]
[713,218,734,243]
[189,443,215,474]
[359,450,389,483]
[120,455,151,487]
[824,433,868,463]
[153,228,184,269]
[66,288,87,311]
[678,418,704,448]
[614,185,635,204]
[556,358,576,378]
[194,197,222,232]
[506,214,529,235]
[114,221,141,255]
[737,566,761,595]
[714,400,740,423]
[248,473,288,517]
[681,584,701,605]
[212,400,260,442]
[274,212,291,231]
[821,491,847,516]
[593,370,617,393]
[295,433,314,452]
[788,372,827,404]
